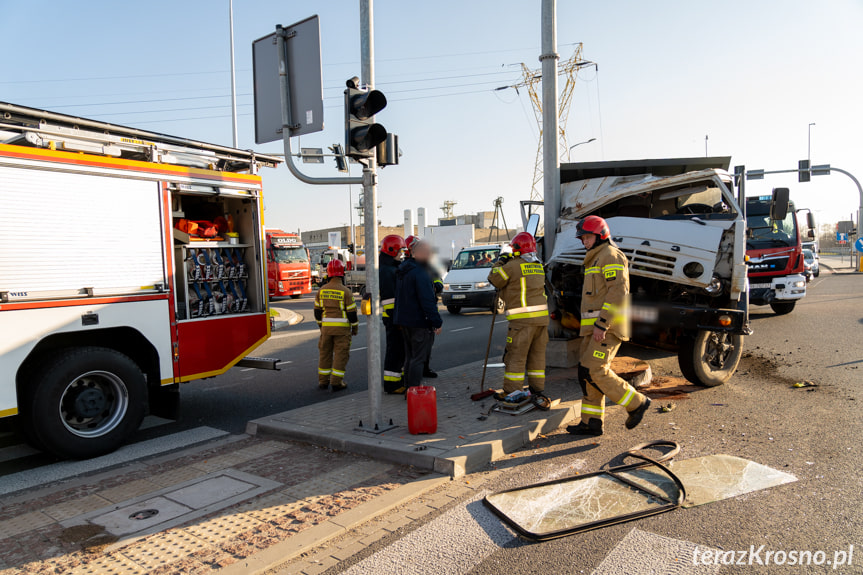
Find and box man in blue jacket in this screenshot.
[394,239,443,389]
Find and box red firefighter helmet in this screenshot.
[327,259,346,278]
[575,215,610,240]
[380,234,406,257]
[510,232,537,256]
[404,235,419,257]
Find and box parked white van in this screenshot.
[441,244,507,314]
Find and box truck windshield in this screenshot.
[746,202,797,249]
[451,249,500,269]
[273,246,308,264]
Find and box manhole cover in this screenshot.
[129,509,159,520]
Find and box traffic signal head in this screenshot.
[798,159,811,183]
[345,77,387,160]
[329,143,348,173]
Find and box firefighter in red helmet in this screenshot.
[314,259,358,391]
[488,232,551,410]
[379,234,407,393]
[567,215,651,436]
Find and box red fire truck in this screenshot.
[0,102,281,458]
[265,230,312,298]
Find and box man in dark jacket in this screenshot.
[379,234,406,394]
[394,239,443,389]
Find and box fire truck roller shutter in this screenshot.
[0,166,166,300]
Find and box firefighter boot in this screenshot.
[625,397,652,429]
[567,418,604,436]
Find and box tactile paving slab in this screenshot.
[181,511,266,545]
[119,530,206,571]
[68,552,148,575]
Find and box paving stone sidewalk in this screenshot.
[0,434,437,575]
[248,359,584,477]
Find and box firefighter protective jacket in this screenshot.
[378,252,400,319]
[488,253,549,326]
[314,278,359,334]
[580,240,630,340]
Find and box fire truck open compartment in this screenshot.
[171,190,264,320]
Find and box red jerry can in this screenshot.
[407,386,437,435]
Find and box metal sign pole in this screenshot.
[360,0,384,430]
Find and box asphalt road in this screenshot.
[0,295,507,475]
[332,262,863,574]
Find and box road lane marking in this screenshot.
[240,368,255,372]
[495,320,507,324]
[450,326,475,332]
[275,361,292,366]
[351,347,368,352]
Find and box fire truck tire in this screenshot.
[677,330,744,387]
[22,347,147,459]
[769,301,796,315]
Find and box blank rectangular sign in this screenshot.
[253,15,324,144]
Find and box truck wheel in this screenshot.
[447,305,462,315]
[290,294,302,299]
[21,347,147,459]
[678,331,744,387]
[769,301,796,315]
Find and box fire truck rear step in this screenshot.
[236,356,282,371]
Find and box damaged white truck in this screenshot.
[538,157,751,387]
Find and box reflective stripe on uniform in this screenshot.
[492,266,509,280]
[602,264,624,272]
[506,303,548,317]
[507,309,549,320]
[331,369,345,378]
[519,277,528,308]
[581,403,605,415]
[618,388,635,407]
[504,372,525,381]
[383,371,402,382]
[318,368,332,375]
[527,370,545,378]
[381,298,395,306]
[585,266,600,274]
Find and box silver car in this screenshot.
[803,249,819,280]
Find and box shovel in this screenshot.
[472,293,500,401]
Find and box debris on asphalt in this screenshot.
[792,380,818,388]
[660,402,676,413]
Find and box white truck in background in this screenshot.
[540,157,753,387]
[424,224,475,269]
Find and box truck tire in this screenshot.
[769,301,796,315]
[21,347,147,459]
[290,294,302,299]
[677,331,744,387]
[447,305,462,315]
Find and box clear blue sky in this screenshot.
[3,0,861,234]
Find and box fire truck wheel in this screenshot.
[769,301,796,315]
[677,330,744,387]
[23,347,147,459]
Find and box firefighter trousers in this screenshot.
[383,318,405,392]
[578,332,646,424]
[318,331,351,388]
[502,323,549,394]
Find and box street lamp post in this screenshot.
[808,122,815,164]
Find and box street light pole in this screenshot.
[540,0,560,261]
[808,122,815,165]
[228,0,238,148]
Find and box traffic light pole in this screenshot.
[746,166,863,270]
[360,0,385,431]
[276,27,362,187]
[276,7,387,430]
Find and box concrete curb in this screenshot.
[272,307,303,330]
[218,473,449,575]
[249,402,579,478]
